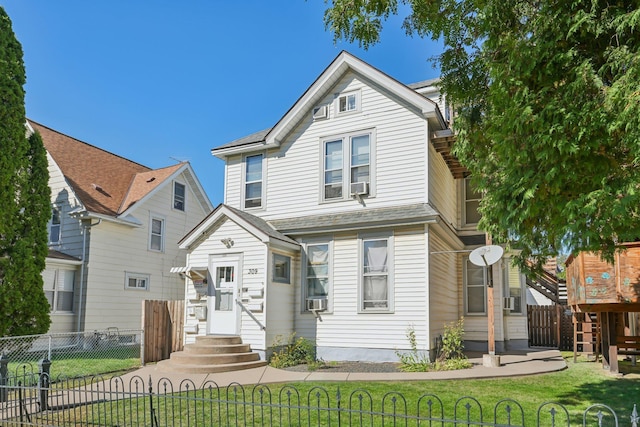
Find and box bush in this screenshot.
[269,334,317,369]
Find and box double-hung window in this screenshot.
[503,260,524,314]
[44,269,75,313]
[149,215,165,252]
[323,130,373,201]
[273,253,291,284]
[304,243,330,309]
[49,205,62,244]
[464,258,486,314]
[464,178,481,226]
[244,154,263,209]
[173,182,186,211]
[361,234,393,312]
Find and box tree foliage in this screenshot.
[0,7,51,336]
[323,0,640,267]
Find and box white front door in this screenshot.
[207,259,240,335]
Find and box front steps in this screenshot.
[156,335,267,374]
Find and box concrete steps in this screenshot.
[157,335,267,374]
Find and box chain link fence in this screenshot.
[0,329,143,380]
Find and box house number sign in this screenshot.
[247,268,258,275]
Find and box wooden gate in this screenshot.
[527,305,573,350]
[142,300,185,363]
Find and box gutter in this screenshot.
[77,218,101,333]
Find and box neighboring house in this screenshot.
[175,51,529,362]
[28,120,213,333]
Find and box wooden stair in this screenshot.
[156,335,267,373]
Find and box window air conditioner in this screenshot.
[503,297,515,311]
[350,182,369,196]
[306,298,328,311]
[312,105,328,120]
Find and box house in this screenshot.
[28,120,214,333]
[175,52,529,362]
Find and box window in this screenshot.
[337,91,360,114]
[126,272,150,290]
[49,205,61,244]
[173,182,186,211]
[273,253,291,284]
[304,243,330,309]
[244,154,263,209]
[322,130,373,201]
[149,216,165,252]
[503,260,524,314]
[44,269,75,313]
[464,178,482,225]
[464,258,486,314]
[361,235,393,312]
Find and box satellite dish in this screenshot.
[469,245,504,267]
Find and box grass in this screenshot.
[30,352,640,426]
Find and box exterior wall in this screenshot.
[82,173,209,331]
[428,144,458,228]
[225,72,430,220]
[504,261,528,343]
[264,249,299,353]
[184,218,270,352]
[428,227,461,352]
[292,225,430,362]
[42,261,80,333]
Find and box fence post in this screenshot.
[141,328,145,366]
[38,358,51,411]
[0,353,8,402]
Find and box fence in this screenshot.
[0,329,142,376]
[527,305,573,350]
[142,300,184,364]
[0,373,638,426]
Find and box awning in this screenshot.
[170,266,208,280]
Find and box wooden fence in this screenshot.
[141,300,185,364]
[527,305,573,350]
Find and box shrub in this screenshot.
[269,334,317,369]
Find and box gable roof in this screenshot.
[179,203,299,251]
[29,120,212,219]
[212,51,446,158]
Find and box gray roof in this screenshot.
[269,203,440,235]
[212,128,271,153]
[407,78,441,90]
[223,204,299,246]
[47,249,81,262]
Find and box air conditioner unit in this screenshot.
[503,297,515,311]
[306,298,328,311]
[312,105,328,120]
[350,181,369,196]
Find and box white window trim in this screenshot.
[302,240,333,313]
[125,272,150,291]
[464,257,487,316]
[49,204,62,244]
[272,253,291,284]
[358,232,394,313]
[335,90,361,115]
[243,153,264,210]
[320,128,376,202]
[173,181,186,212]
[148,213,166,252]
[44,269,75,313]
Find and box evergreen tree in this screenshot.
[0,7,51,336]
[323,0,640,268]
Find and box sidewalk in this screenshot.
[119,349,566,390]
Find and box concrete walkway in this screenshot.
[119,349,566,390]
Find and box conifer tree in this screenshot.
[0,7,51,336]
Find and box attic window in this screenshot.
[337,91,360,114]
[173,182,186,211]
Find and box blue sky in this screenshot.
[3,1,443,205]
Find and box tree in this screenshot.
[323,0,640,268]
[0,7,51,336]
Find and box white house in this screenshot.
[29,120,214,333]
[175,52,529,362]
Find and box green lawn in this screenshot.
[42,353,640,426]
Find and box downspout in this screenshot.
[77,219,102,333]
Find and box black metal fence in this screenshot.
[1,371,638,426]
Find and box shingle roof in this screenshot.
[212,128,271,153]
[268,203,440,234]
[30,120,184,217]
[47,249,81,262]
[223,204,298,246]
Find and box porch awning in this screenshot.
[170,266,208,280]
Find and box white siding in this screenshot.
[428,143,458,227]
[428,228,460,344]
[225,73,430,220]
[47,154,83,258]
